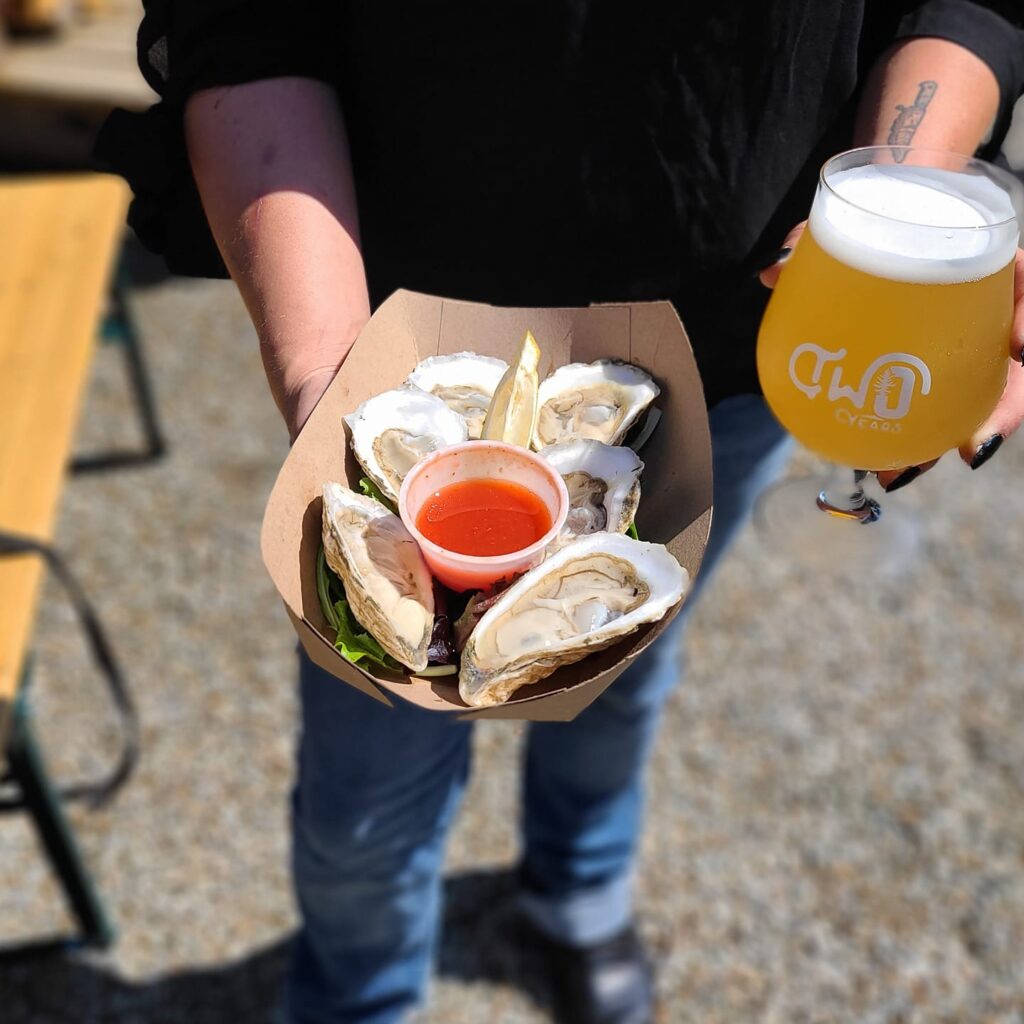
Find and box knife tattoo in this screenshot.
[887,81,938,161]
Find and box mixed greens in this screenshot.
[358,475,397,513]
[317,540,402,671]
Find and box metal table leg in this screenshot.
[72,251,167,474]
[0,681,115,955]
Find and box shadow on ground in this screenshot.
[437,868,556,1018]
[0,869,555,1024]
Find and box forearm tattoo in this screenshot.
[887,81,938,161]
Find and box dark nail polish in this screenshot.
[883,465,921,493]
[755,247,792,276]
[970,433,1004,470]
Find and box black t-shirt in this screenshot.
[100,1,1024,406]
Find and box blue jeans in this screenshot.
[286,395,791,1024]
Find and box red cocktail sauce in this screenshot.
[416,478,552,557]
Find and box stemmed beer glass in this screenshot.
[756,146,1022,562]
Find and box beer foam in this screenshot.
[809,164,1019,283]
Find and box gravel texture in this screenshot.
[2,243,1024,1024]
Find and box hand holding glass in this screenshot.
[756,147,1021,555]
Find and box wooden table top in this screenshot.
[0,173,128,734]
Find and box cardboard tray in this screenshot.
[261,290,713,721]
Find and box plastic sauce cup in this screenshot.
[399,440,569,592]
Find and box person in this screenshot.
[99,4,1024,1022]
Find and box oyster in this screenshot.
[322,483,434,672]
[533,360,660,448]
[345,386,468,502]
[538,439,643,538]
[406,352,509,439]
[459,533,688,707]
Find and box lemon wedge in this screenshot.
[481,330,541,447]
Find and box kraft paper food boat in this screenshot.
[261,290,713,721]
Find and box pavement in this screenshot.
[1,229,1024,1024]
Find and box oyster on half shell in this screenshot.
[538,439,643,538]
[459,532,688,708]
[322,483,435,672]
[345,386,468,502]
[406,352,509,439]
[533,360,660,449]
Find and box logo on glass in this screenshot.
[788,343,932,429]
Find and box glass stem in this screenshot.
[816,467,882,524]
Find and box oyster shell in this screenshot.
[345,386,468,502]
[538,439,643,538]
[406,352,509,439]
[322,483,434,672]
[533,360,660,448]
[459,533,688,707]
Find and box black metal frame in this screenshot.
[72,258,166,474]
[0,674,114,958]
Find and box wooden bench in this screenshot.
[0,173,133,954]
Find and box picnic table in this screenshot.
[0,173,157,955]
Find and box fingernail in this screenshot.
[883,466,921,493]
[970,433,1004,470]
[755,247,792,276]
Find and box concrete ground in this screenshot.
[2,239,1024,1024]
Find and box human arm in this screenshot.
[185,77,370,440]
[853,36,1000,154]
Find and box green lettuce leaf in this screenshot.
[358,476,398,513]
[316,546,341,631]
[627,520,640,540]
[317,544,402,671]
[332,596,402,671]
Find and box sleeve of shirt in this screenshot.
[95,0,343,278]
[137,0,343,105]
[892,1,1024,148]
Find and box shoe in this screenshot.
[519,916,655,1024]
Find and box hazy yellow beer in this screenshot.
[758,160,1018,471]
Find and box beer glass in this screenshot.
[756,146,1021,561]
